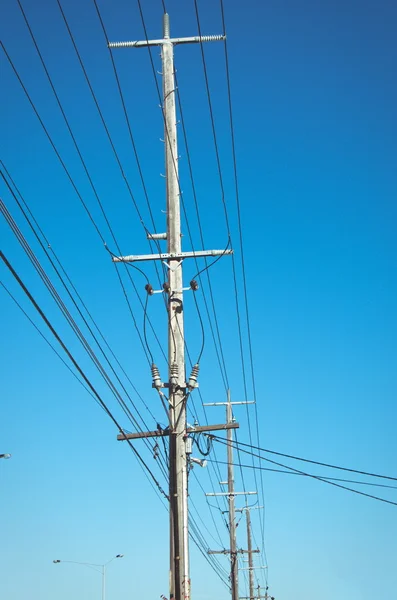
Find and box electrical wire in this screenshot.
[190,238,231,282]
[14,0,168,365]
[1,197,169,483]
[91,0,168,284]
[210,436,397,507]
[1,280,104,409]
[175,81,229,389]
[1,159,158,423]
[219,0,269,574]
[0,40,159,366]
[206,459,397,490]
[0,249,169,502]
[105,244,155,365]
[209,436,397,482]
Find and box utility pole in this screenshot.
[245,508,255,600]
[204,393,256,600]
[108,14,231,600]
[236,506,267,600]
[227,390,239,600]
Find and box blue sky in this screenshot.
[1,0,396,599]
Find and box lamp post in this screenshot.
[53,554,124,600]
[0,454,11,459]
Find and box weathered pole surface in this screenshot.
[162,13,189,600]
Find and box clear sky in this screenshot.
[1,1,396,599]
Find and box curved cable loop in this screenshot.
[190,237,231,281]
[105,245,155,364]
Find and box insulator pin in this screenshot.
[145,283,154,295]
[163,282,171,294]
[188,363,199,390]
[190,279,199,291]
[151,364,163,389]
[170,362,179,386]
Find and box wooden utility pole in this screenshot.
[108,14,230,600]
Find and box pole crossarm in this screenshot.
[117,422,239,441]
[108,34,225,49]
[207,550,243,556]
[205,491,257,497]
[111,249,233,263]
[239,597,270,599]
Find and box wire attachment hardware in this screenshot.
[170,362,179,387]
[145,283,154,295]
[190,279,199,291]
[187,363,199,390]
[151,364,163,390]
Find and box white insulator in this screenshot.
[170,362,179,386]
[146,232,167,240]
[108,40,139,48]
[188,363,199,390]
[163,13,170,38]
[199,34,225,42]
[151,364,163,389]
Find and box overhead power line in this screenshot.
[0,250,169,502]
[206,459,397,490]
[210,435,397,482]
[1,280,104,408]
[210,436,397,507]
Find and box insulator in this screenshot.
[145,283,154,295]
[190,279,199,291]
[146,232,167,240]
[198,34,225,42]
[163,13,170,38]
[170,362,179,386]
[188,363,199,390]
[163,282,171,294]
[151,364,163,389]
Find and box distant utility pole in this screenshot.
[237,506,267,600]
[245,508,255,600]
[205,392,256,600]
[108,14,234,600]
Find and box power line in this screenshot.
[210,435,397,482]
[0,167,155,422]
[206,459,397,490]
[0,40,153,364]
[218,0,269,576]
[15,0,167,363]
[1,280,104,410]
[0,249,169,501]
[1,196,169,483]
[210,436,397,507]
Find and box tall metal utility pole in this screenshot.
[205,393,256,600]
[108,14,230,600]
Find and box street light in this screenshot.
[53,554,124,600]
[0,454,11,459]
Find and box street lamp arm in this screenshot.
[104,554,124,567]
[53,560,103,574]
